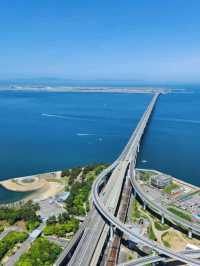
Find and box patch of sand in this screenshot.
[16,220,27,231]
[0,171,64,202]
[138,204,200,252]
[33,181,64,201]
[0,171,62,192]
[162,231,187,251]
[1,177,46,192]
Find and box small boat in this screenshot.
[141,160,147,163]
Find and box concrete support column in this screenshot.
[137,144,140,152]
[143,203,146,210]
[133,169,136,178]
[161,215,164,225]
[127,171,130,181]
[188,230,192,239]
[109,225,114,241]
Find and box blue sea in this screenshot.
[0,86,200,202]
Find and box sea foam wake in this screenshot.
[41,113,68,119]
[41,113,98,121]
[157,118,200,125]
[76,133,95,136]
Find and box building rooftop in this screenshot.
[151,174,172,189]
[151,174,172,181]
[55,191,70,202]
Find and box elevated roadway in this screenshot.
[56,92,200,266]
[130,158,200,237]
[119,249,200,266]
[92,93,200,266]
[55,95,158,266]
[56,162,129,266]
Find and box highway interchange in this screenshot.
[56,93,200,266]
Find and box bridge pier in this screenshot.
[109,225,114,241]
[137,144,140,152]
[133,169,136,178]
[161,214,164,225]
[188,230,192,239]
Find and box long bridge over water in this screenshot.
[55,93,200,266]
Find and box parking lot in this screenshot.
[38,198,66,220]
[176,192,200,214]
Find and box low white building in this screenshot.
[55,191,70,203]
[151,174,172,189]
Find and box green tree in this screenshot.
[47,215,57,225]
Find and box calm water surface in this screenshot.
[0,91,150,177]
[138,92,200,186]
[0,90,200,202]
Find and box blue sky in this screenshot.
[1,0,200,83]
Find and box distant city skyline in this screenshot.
[1,1,200,83]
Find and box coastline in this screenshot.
[0,86,169,94]
[1,167,199,205]
[137,168,200,190]
[0,171,64,204]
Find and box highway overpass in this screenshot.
[56,93,200,266]
[92,93,200,266]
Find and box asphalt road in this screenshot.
[92,93,200,266]
[5,223,45,266]
[0,226,22,241]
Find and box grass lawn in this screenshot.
[154,221,169,231]
[0,231,28,261]
[164,182,180,194]
[147,225,157,241]
[167,206,192,221]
